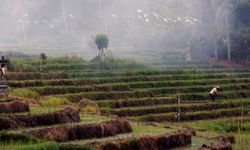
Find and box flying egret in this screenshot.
[34,20,39,24]
[163,18,168,23]
[185,19,194,24]
[152,12,160,18]
[111,14,117,19]
[49,24,55,28]
[69,14,74,19]
[137,9,143,13]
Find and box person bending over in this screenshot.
[209,86,222,101]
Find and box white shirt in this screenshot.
[210,88,217,94]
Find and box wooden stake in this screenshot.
[178,93,181,123]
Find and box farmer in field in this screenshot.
[0,56,8,79]
[209,86,222,101]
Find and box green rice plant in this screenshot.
[46,56,87,64]
[90,55,146,69]
[43,64,89,71]
[40,97,70,107]
[8,75,250,91]
[10,57,39,72]
[29,84,132,95]
[31,86,93,95]
[8,72,250,91]
[97,97,174,108]
[61,85,250,102]
[3,140,95,150]
[15,142,59,150]
[103,101,250,117]
[7,69,250,81]
[138,108,247,122]
[132,123,172,135]
[30,82,250,98]
[202,121,239,132]
[10,56,89,72]
[178,90,250,101]
[98,96,250,109]
[10,56,148,72]
[59,144,96,150]
[149,83,250,96]
[0,132,38,145]
[63,90,154,102]
[9,88,40,99]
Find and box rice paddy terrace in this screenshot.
[1,58,250,150]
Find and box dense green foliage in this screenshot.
[95,34,109,50]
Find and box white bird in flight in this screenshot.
[163,18,168,23]
[34,20,39,24]
[49,24,55,28]
[69,14,74,19]
[152,12,160,18]
[111,14,117,19]
[137,9,143,13]
[185,19,194,24]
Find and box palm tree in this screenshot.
[95,34,109,65]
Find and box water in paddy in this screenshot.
[172,136,217,150]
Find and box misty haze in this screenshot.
[0,0,247,59]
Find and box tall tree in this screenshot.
[95,34,109,65]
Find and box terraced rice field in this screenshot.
[1,60,250,149]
